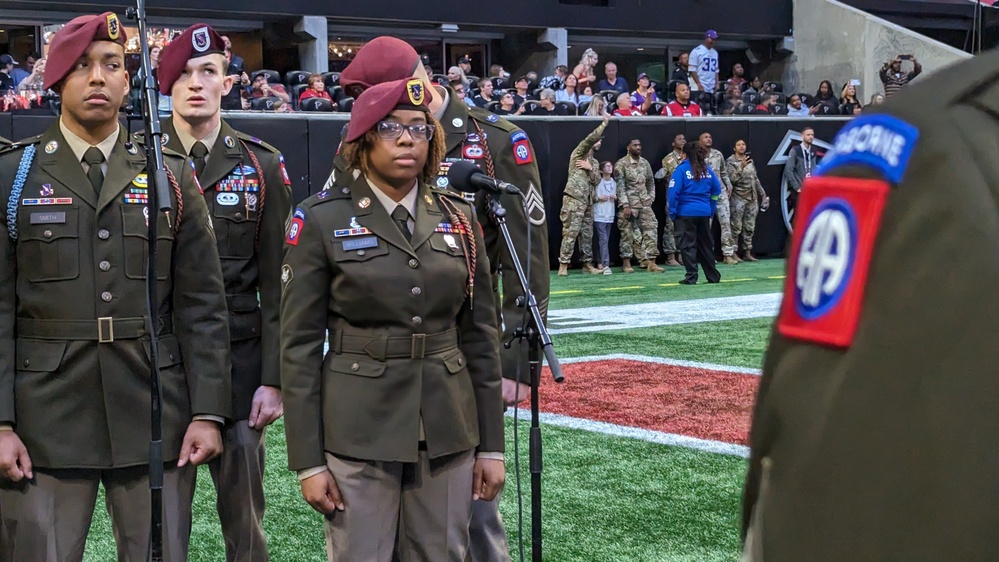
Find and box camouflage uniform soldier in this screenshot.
[658,133,686,267]
[699,132,738,264]
[614,138,662,273]
[558,118,608,275]
[726,141,769,262]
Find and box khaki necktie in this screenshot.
[190,141,209,178]
[83,146,105,197]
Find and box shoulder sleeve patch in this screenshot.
[279,154,292,187]
[777,175,890,348]
[285,207,306,245]
[814,114,919,184]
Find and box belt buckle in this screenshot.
[411,334,426,359]
[98,317,114,343]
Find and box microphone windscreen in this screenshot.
[446,160,482,193]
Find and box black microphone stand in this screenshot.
[484,194,563,562]
[124,3,174,561]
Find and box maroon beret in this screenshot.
[345,78,432,143]
[157,24,226,95]
[340,37,421,99]
[44,12,127,90]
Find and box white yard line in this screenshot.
[558,353,761,375]
[548,293,781,335]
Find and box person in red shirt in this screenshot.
[612,92,644,116]
[665,83,703,117]
[299,73,333,105]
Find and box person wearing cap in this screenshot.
[0,12,230,561]
[458,56,473,77]
[689,30,720,108]
[281,77,504,561]
[326,36,549,562]
[630,72,658,111]
[155,23,293,561]
[0,54,17,94]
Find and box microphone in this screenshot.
[446,160,522,195]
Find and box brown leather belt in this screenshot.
[330,328,459,360]
[17,316,172,343]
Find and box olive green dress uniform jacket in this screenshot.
[281,175,503,471]
[0,124,230,469]
[328,88,548,385]
[742,50,999,560]
[162,118,291,420]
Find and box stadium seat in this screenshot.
[599,90,620,106]
[578,100,592,115]
[738,103,755,115]
[555,101,577,116]
[491,76,509,91]
[649,101,668,116]
[338,97,354,112]
[816,104,836,115]
[772,103,787,115]
[301,97,335,112]
[768,81,784,93]
[291,84,307,110]
[521,100,542,114]
[322,72,340,89]
[532,87,544,98]
[798,93,814,107]
[742,92,761,106]
[285,70,310,87]
[251,69,281,85]
[250,96,280,111]
[465,75,480,85]
[666,80,684,101]
[486,100,500,112]
[328,85,344,103]
[432,73,449,86]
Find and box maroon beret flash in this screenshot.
[344,78,432,143]
[157,24,226,95]
[44,12,127,90]
[340,36,422,99]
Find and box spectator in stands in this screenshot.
[725,63,748,91]
[594,161,618,275]
[494,92,520,115]
[526,71,540,90]
[744,76,765,96]
[867,92,885,108]
[880,54,921,97]
[755,93,777,114]
[720,85,744,115]
[573,48,599,90]
[512,76,533,107]
[669,140,722,285]
[672,53,691,84]
[299,73,333,105]
[599,62,629,94]
[447,65,472,89]
[10,51,38,87]
[489,64,510,80]
[689,30,720,94]
[272,99,292,113]
[839,82,862,115]
[631,73,658,108]
[16,56,45,92]
[222,35,245,75]
[540,65,568,90]
[612,93,644,116]
[250,72,290,103]
[472,77,496,107]
[457,56,473,77]
[665,83,702,117]
[786,93,818,117]
[0,55,17,94]
[531,88,566,116]
[585,95,607,116]
[812,80,838,113]
[555,73,585,106]
[449,81,476,108]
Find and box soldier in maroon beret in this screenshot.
[155,23,293,562]
[0,12,231,562]
[281,77,505,561]
[329,36,549,562]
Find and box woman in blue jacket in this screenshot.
[668,141,722,284]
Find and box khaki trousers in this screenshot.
[206,421,269,561]
[0,464,195,562]
[323,449,475,562]
[467,496,511,562]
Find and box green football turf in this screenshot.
[81,263,781,561]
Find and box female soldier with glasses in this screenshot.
[280,78,505,561]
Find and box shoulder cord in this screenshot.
[7,145,36,242]
[437,195,476,305]
[471,119,497,179]
[239,140,267,248]
[165,165,183,232]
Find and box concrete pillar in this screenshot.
[535,27,568,76]
[295,16,328,73]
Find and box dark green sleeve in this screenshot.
[258,151,293,388]
[0,158,15,424]
[481,129,550,384]
[171,158,232,419]
[280,203,331,471]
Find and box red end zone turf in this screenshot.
[540,359,759,445]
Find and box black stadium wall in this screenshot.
[0,113,849,266]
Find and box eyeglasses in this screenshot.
[376,121,434,141]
